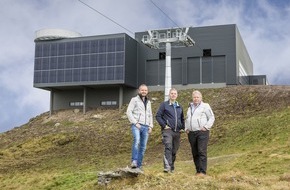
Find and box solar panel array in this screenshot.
[34,37,125,84]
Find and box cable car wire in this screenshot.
[78,0,134,35]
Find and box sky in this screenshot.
[0,0,290,133]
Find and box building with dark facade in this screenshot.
[33,24,267,113]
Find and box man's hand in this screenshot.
[136,123,141,129]
[148,127,152,134]
[164,125,170,130]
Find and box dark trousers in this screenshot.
[187,130,209,174]
[162,129,180,171]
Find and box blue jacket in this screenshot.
[156,100,185,132]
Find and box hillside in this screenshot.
[0,85,290,190]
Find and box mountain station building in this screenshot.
[33,24,267,113]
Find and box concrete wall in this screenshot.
[52,85,138,111]
[236,26,254,84]
[53,89,84,110]
[124,34,138,88]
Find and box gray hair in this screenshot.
[192,90,202,99]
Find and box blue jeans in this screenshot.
[131,124,149,168]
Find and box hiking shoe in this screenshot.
[195,172,206,177]
[163,168,171,173]
[131,160,137,168]
[135,167,144,174]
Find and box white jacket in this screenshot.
[126,95,153,128]
[185,102,215,131]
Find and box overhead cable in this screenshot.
[149,0,181,28]
[78,0,135,35]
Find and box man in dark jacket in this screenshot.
[156,88,185,173]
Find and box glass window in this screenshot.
[69,101,83,107]
[100,100,117,106]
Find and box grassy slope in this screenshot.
[0,86,290,189]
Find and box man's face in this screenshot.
[139,86,148,97]
[169,90,178,101]
[192,93,202,105]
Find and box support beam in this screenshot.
[164,42,172,101]
[83,87,87,114]
[50,90,54,116]
[141,27,195,102]
[119,86,123,110]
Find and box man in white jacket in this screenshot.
[126,84,153,171]
[185,90,215,176]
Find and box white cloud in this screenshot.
[0,0,290,132]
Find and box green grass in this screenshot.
[209,108,290,157]
[1,86,290,189]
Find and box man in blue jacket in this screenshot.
[156,88,185,173]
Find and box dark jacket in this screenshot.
[156,100,185,132]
